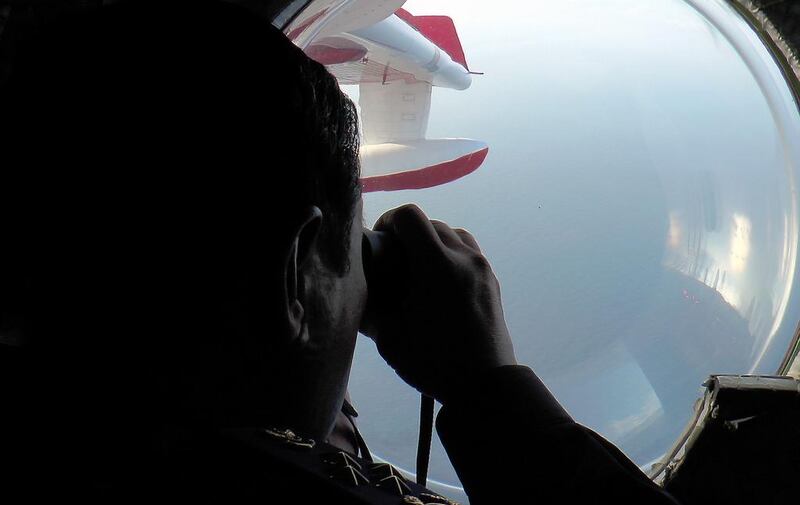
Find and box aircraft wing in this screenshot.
[292,2,489,192]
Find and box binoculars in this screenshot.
[360,228,403,335]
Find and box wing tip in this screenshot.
[395,9,469,71]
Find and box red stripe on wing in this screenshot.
[306,43,367,65]
[395,8,469,71]
[362,147,488,192]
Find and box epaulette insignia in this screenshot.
[419,492,460,505]
[261,428,315,449]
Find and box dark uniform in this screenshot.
[207,427,457,505]
[1,352,682,503]
[146,366,681,504]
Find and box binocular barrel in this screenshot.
[360,228,402,335]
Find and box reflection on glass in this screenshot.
[329,0,800,493]
[729,214,751,273]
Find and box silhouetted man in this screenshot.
[1,1,680,503]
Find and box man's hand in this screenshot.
[364,204,517,404]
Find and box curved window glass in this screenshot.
[292,0,800,497]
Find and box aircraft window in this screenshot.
[294,0,800,497]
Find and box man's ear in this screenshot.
[283,206,323,346]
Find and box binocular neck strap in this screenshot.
[416,394,435,487]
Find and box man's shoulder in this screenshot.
[164,427,458,504]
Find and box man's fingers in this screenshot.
[431,220,463,249]
[373,205,476,259]
[455,228,481,252]
[373,203,417,232]
[373,204,443,258]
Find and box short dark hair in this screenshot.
[293,51,362,274]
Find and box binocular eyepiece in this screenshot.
[360,228,402,335]
[362,229,395,282]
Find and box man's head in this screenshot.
[1,0,366,441]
